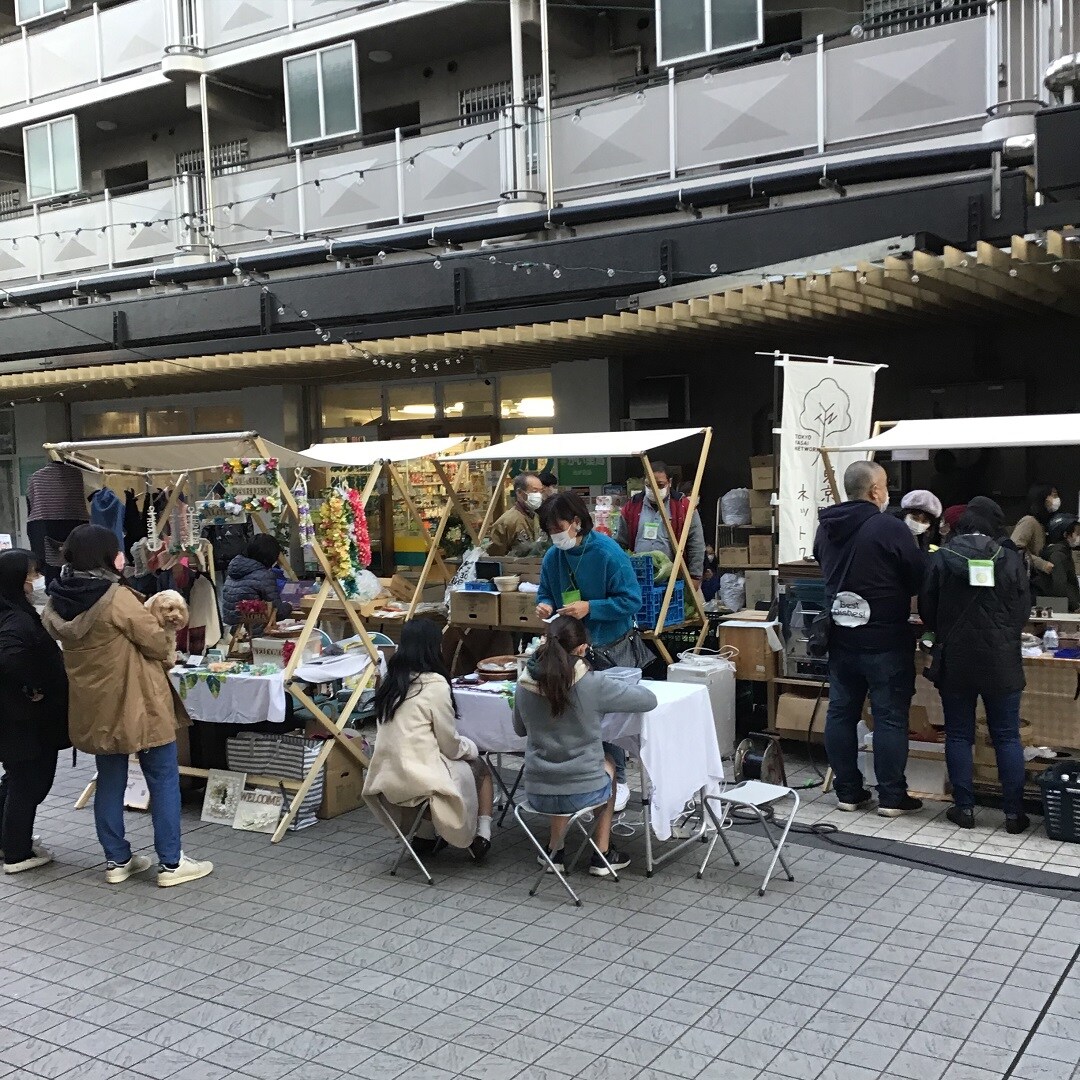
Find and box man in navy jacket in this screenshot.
[813,461,927,816]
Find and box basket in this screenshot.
[1037,759,1080,842]
[629,553,656,587]
[636,581,684,629]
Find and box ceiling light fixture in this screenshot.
[368,49,393,63]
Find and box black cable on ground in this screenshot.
[802,679,828,784]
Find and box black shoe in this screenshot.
[836,789,874,812]
[412,836,447,856]
[946,806,974,829]
[538,849,565,874]
[469,836,491,863]
[877,795,923,818]
[1005,813,1030,835]
[589,847,631,877]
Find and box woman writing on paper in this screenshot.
[363,619,495,861]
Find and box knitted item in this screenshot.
[89,488,126,550]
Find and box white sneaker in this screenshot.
[105,854,153,884]
[4,845,53,874]
[157,853,213,888]
[614,782,631,812]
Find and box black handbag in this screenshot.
[807,518,871,658]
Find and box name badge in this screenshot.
[562,588,582,606]
[969,560,995,587]
[642,521,660,541]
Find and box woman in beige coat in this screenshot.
[363,620,494,860]
[43,525,213,888]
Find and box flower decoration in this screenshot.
[218,457,282,516]
[316,485,367,597]
[293,476,315,549]
[346,487,372,568]
[222,457,278,482]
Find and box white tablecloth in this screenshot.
[170,669,288,725]
[455,680,723,841]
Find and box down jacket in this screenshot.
[42,574,188,756]
[918,532,1030,696]
[221,555,291,626]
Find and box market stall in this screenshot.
[44,431,381,841]
[440,427,713,664]
[819,413,1080,800]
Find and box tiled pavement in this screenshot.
[1,756,1079,1080]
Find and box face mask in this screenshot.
[877,493,889,513]
[645,486,668,504]
[525,492,543,511]
[550,528,577,551]
[1048,497,1062,513]
[905,516,930,536]
[1070,536,1080,549]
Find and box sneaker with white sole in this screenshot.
[589,846,631,877]
[105,854,154,884]
[537,848,565,874]
[836,789,875,813]
[4,845,53,874]
[614,782,630,813]
[157,853,213,888]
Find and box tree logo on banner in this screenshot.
[798,379,853,508]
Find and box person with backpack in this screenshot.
[814,461,926,817]
[919,510,1031,833]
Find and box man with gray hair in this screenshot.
[813,460,927,817]
[486,472,544,557]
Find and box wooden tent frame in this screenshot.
[440,429,714,664]
[46,432,380,843]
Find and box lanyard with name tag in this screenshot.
[968,559,995,587]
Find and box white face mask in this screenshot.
[1048,497,1062,513]
[525,492,543,510]
[645,486,668,505]
[905,516,930,536]
[876,493,889,513]
[1069,536,1080,550]
[550,528,577,551]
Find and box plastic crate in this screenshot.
[636,581,684,628]
[629,553,656,587]
[1038,760,1080,842]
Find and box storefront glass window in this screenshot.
[79,411,140,438]
[387,385,436,423]
[500,372,554,420]
[0,410,15,456]
[322,386,383,430]
[443,380,494,419]
[194,405,244,433]
[146,409,192,437]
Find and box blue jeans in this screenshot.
[95,742,182,866]
[528,780,612,816]
[825,644,914,806]
[603,743,626,784]
[941,691,1025,817]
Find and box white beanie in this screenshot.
[901,489,943,519]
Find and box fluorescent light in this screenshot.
[399,404,436,417]
[516,397,555,417]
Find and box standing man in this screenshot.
[616,462,705,587]
[486,473,544,557]
[814,460,926,817]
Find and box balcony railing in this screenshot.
[0,8,1072,287]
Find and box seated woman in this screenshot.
[513,616,657,877]
[362,620,494,861]
[221,535,293,628]
[1033,513,1080,612]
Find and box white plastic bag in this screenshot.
[719,572,745,612]
[444,546,484,608]
[353,569,382,602]
[721,487,751,526]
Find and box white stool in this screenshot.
[513,800,619,906]
[365,795,435,885]
[698,780,799,896]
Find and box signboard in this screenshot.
[558,457,608,487]
[778,359,879,563]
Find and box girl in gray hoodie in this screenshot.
[513,616,656,876]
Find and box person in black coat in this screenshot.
[0,550,70,872]
[918,511,1031,834]
[221,534,293,628]
[1033,512,1080,613]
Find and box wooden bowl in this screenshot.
[476,654,518,681]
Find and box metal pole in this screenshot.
[199,73,216,253]
[509,0,527,196]
[540,0,555,209]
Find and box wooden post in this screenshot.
[432,459,481,545]
[478,460,511,541]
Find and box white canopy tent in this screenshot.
[825,414,1080,454]
[301,436,468,468]
[442,426,713,662]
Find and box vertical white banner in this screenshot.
[778,359,879,564]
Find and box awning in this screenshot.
[828,413,1080,453]
[300,437,468,467]
[442,428,708,462]
[9,232,1080,400]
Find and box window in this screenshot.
[145,409,191,438]
[321,386,383,430]
[78,410,141,439]
[443,381,494,419]
[23,115,80,201]
[284,42,360,146]
[387,385,436,423]
[500,372,553,420]
[16,0,68,25]
[194,405,243,433]
[104,161,149,196]
[461,76,544,175]
[656,0,762,65]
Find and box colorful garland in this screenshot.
[222,457,278,481]
[346,487,372,568]
[219,456,283,515]
[316,488,362,597]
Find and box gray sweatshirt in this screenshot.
[512,661,657,795]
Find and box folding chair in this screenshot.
[513,799,620,907]
[483,753,525,827]
[697,780,798,896]
[365,794,435,885]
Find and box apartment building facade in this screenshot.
[0,0,1079,537]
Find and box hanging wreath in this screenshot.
[220,457,282,515]
[316,488,362,597]
[222,457,278,482]
[346,487,372,568]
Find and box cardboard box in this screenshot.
[500,590,544,630]
[318,733,368,820]
[717,623,777,681]
[749,489,772,508]
[388,573,447,604]
[751,466,774,491]
[744,569,773,609]
[492,556,544,585]
[449,591,500,626]
[751,507,772,527]
[775,692,826,738]
[749,455,775,469]
[719,546,749,568]
[748,535,774,566]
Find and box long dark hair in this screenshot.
[534,615,589,718]
[61,523,120,575]
[1028,483,1057,525]
[373,619,457,723]
[0,550,37,615]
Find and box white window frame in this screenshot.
[22,114,81,203]
[15,0,69,27]
[283,40,361,148]
[655,0,764,67]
